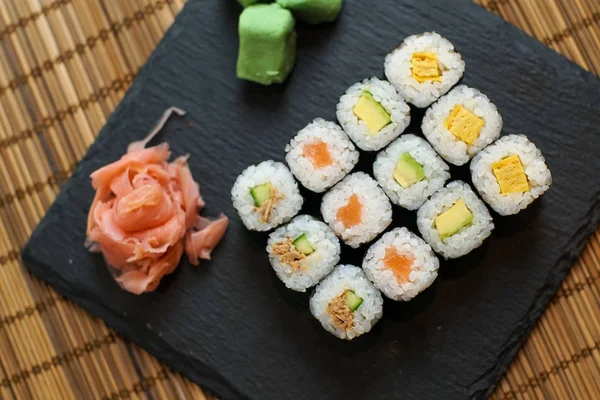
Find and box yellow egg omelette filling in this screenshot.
[492,155,529,195]
[411,52,441,83]
[444,105,484,145]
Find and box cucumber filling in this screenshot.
[344,290,363,311]
[292,233,314,255]
[250,182,284,223]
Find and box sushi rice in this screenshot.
[336,77,411,151]
[373,134,451,210]
[417,181,494,259]
[321,172,392,248]
[363,228,439,302]
[310,264,384,340]
[384,32,465,108]
[422,85,503,166]
[471,134,552,215]
[285,118,359,193]
[231,161,303,231]
[267,215,341,292]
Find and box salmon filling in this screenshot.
[272,239,306,271]
[383,247,414,283]
[303,140,333,169]
[327,291,354,331]
[336,194,363,228]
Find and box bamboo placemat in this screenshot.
[0,0,598,399]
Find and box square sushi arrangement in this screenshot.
[231,32,553,341]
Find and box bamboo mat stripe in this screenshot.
[0,0,598,399]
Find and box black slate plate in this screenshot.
[23,0,600,399]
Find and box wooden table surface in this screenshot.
[0,0,599,399]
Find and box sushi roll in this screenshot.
[267,215,341,292]
[373,134,451,210]
[363,228,439,301]
[417,181,494,259]
[285,118,359,193]
[470,134,552,216]
[231,160,303,231]
[310,264,383,340]
[422,85,502,166]
[336,77,410,151]
[321,172,392,248]
[384,32,465,108]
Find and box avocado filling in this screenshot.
[434,199,474,240]
[444,105,484,145]
[352,91,392,135]
[272,238,306,271]
[327,290,356,331]
[393,152,426,188]
[492,155,529,195]
[411,52,441,83]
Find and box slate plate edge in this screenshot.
[468,190,600,398]
[20,0,600,398]
[22,1,246,399]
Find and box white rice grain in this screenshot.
[310,265,384,340]
[321,172,392,248]
[373,134,450,210]
[417,181,494,259]
[267,215,341,292]
[363,228,439,301]
[422,85,503,166]
[231,161,303,231]
[471,134,552,215]
[336,77,410,151]
[285,118,359,193]
[384,32,465,108]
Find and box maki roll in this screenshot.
[363,228,439,301]
[285,118,359,193]
[373,134,451,210]
[267,215,341,292]
[231,161,303,231]
[321,172,392,248]
[336,77,410,151]
[470,134,552,215]
[384,32,465,108]
[310,264,383,340]
[422,85,502,166]
[417,181,494,259]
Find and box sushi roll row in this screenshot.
[309,228,439,340]
[230,31,553,341]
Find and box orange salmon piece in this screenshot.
[383,247,414,283]
[303,140,333,169]
[336,194,362,228]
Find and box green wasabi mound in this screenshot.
[236,0,263,8]
[276,0,342,24]
[236,4,297,85]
